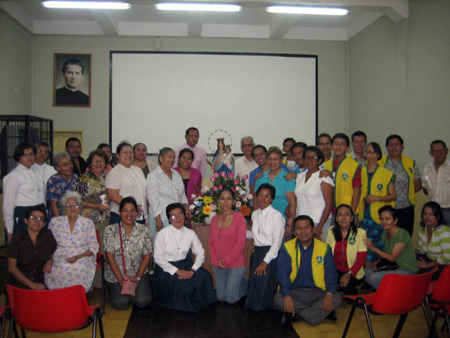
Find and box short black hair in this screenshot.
[116,142,132,154]
[166,203,186,220]
[366,142,383,160]
[252,144,267,157]
[179,147,195,160]
[65,137,81,149]
[332,133,350,147]
[97,143,110,150]
[185,127,199,136]
[303,146,325,164]
[133,143,147,152]
[351,131,367,142]
[219,188,235,200]
[119,196,138,212]
[385,134,404,146]
[291,142,308,153]
[14,143,36,162]
[333,204,358,241]
[62,58,84,74]
[430,139,447,150]
[283,138,296,146]
[378,205,397,219]
[25,205,47,223]
[256,183,276,200]
[87,149,108,168]
[294,215,314,228]
[317,133,331,145]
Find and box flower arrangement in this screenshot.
[189,172,253,223]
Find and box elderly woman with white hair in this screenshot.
[45,191,99,292]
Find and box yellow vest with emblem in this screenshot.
[324,157,361,214]
[326,226,367,279]
[378,155,416,206]
[281,237,329,291]
[359,165,395,223]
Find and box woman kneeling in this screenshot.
[153,203,216,312]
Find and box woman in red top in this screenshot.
[326,204,367,295]
[209,188,248,303]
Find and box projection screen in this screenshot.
[110,52,317,154]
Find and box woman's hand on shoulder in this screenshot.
[284,172,297,181]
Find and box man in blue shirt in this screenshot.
[274,215,342,325]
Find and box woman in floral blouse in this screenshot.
[104,196,152,310]
[76,149,110,287]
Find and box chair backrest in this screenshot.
[7,284,90,333]
[431,265,450,303]
[371,270,435,315]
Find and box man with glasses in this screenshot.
[235,136,258,191]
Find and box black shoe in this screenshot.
[326,310,337,321]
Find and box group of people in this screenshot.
[3,126,449,326]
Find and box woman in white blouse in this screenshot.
[153,203,216,312]
[3,143,45,243]
[295,146,334,241]
[106,142,147,225]
[147,147,190,242]
[245,183,285,311]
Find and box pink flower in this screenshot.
[248,194,253,200]
[210,204,217,211]
[234,179,239,185]
[210,176,216,182]
[213,186,218,191]
[221,171,226,177]
[214,172,220,178]
[228,173,234,178]
[243,175,248,180]
[235,201,242,208]
[232,187,236,192]
[219,184,223,190]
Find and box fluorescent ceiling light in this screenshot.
[42,1,130,9]
[156,2,241,12]
[266,6,348,15]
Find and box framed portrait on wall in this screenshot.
[53,53,91,107]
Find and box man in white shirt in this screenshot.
[423,140,450,225]
[174,127,207,177]
[234,136,258,191]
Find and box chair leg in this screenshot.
[92,311,98,338]
[393,313,408,338]
[361,301,375,338]
[98,313,105,338]
[422,300,433,331]
[20,328,25,338]
[1,311,6,338]
[428,311,440,338]
[101,257,106,316]
[7,317,13,338]
[342,303,357,338]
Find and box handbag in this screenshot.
[118,223,139,296]
[375,258,399,272]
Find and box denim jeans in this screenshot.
[213,266,247,304]
[365,266,415,289]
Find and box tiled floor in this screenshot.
[124,299,299,338]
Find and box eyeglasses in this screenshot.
[170,213,185,219]
[65,203,80,209]
[22,152,35,157]
[304,156,319,160]
[58,162,73,167]
[37,149,49,154]
[29,215,45,222]
[258,194,272,199]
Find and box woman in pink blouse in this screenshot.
[209,188,248,303]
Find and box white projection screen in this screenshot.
[110,52,317,154]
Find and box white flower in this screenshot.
[235,201,242,208]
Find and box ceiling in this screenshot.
[1,0,408,41]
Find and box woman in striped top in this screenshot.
[416,201,450,279]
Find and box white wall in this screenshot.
[30,36,346,155]
[0,10,32,115]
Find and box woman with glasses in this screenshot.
[294,146,334,241]
[7,205,56,289]
[46,152,78,218]
[3,143,46,243]
[45,191,99,292]
[153,203,216,312]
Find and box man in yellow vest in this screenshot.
[274,215,342,325]
[323,133,362,220]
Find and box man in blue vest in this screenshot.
[274,215,342,325]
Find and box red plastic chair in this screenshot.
[425,265,450,337]
[6,284,104,338]
[342,269,436,338]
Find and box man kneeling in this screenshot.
[274,215,342,325]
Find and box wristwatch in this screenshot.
[348,271,353,276]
